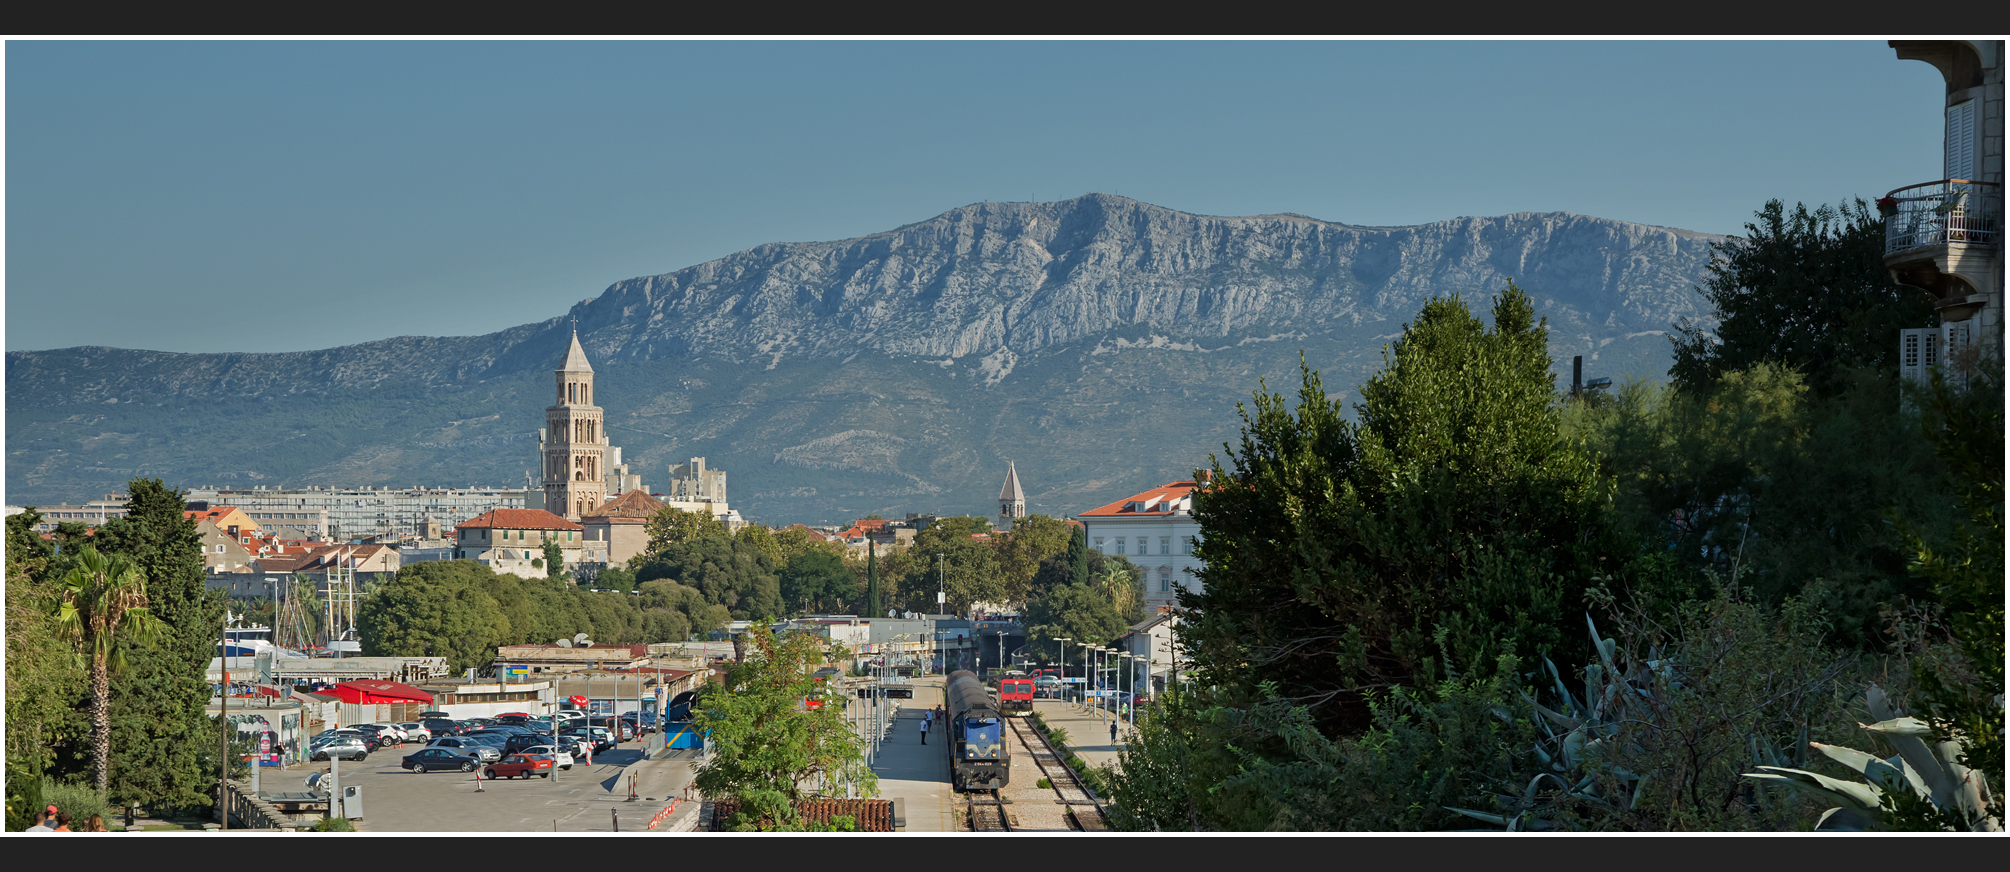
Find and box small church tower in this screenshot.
[543,330,607,522]
[998,461,1027,524]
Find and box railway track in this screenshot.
[965,790,1012,832]
[1004,714,1106,830]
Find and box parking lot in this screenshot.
[272,739,698,832]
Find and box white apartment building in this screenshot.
[1079,480,1204,613]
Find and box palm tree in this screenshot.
[54,546,161,794]
[1098,564,1139,619]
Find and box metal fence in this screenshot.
[1884,179,2004,255]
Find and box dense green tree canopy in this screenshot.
[636,535,782,621]
[1024,582,1127,669]
[1670,199,1935,395]
[781,548,853,615]
[1186,284,1618,731]
[644,506,728,557]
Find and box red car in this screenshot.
[485,753,555,780]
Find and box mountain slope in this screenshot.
[6,194,1723,522]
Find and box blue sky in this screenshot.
[5,40,1948,354]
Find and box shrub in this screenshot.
[312,816,356,832]
[42,778,106,826]
[1036,778,1052,789]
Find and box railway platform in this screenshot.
[1030,698,1131,774]
[858,674,954,832]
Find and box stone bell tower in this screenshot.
[543,330,607,521]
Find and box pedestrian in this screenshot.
[84,815,107,833]
[52,811,73,832]
[919,717,928,745]
[25,809,54,833]
[1109,720,1118,744]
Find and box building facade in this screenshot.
[1079,480,1205,613]
[543,331,610,522]
[666,457,727,505]
[1885,40,2004,379]
[186,486,525,541]
[454,507,602,576]
[581,490,665,569]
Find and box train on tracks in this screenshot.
[944,670,1010,791]
[997,675,1035,715]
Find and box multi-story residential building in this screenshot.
[186,485,525,542]
[1114,611,1187,696]
[1886,40,2004,382]
[1079,480,1205,613]
[192,518,259,574]
[666,457,727,505]
[453,507,604,577]
[236,508,331,540]
[21,494,132,531]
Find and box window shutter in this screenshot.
[1946,100,1976,181]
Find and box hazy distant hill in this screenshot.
[5,194,1723,523]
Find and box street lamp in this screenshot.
[1052,637,1070,705]
[1119,653,1136,736]
[935,553,946,617]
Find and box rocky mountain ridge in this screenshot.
[7,194,1725,521]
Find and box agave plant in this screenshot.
[1448,614,1664,830]
[1744,685,2000,831]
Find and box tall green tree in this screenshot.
[862,540,881,618]
[90,479,221,812]
[54,547,161,795]
[357,561,504,672]
[635,535,783,621]
[644,507,728,557]
[995,514,1072,605]
[6,508,86,830]
[541,539,568,583]
[1186,284,1617,732]
[780,548,852,615]
[1670,198,1935,395]
[1025,582,1126,672]
[906,518,1002,617]
[693,626,877,819]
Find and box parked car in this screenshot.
[467,730,541,753]
[402,747,481,773]
[589,717,634,742]
[620,712,659,735]
[419,710,453,720]
[422,718,465,737]
[352,724,400,747]
[316,728,382,751]
[519,744,575,770]
[564,727,614,754]
[485,753,556,780]
[427,737,502,762]
[310,737,369,762]
[462,717,497,728]
[398,722,433,742]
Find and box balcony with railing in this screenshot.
[1881,180,2004,255]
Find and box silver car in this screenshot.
[427,737,501,763]
[398,722,433,742]
[310,736,369,762]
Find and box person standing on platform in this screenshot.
[920,717,929,745]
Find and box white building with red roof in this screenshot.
[1079,480,1204,613]
[453,507,603,577]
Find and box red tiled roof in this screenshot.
[1080,482,1199,517]
[458,508,583,532]
[709,798,894,832]
[583,490,665,521]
